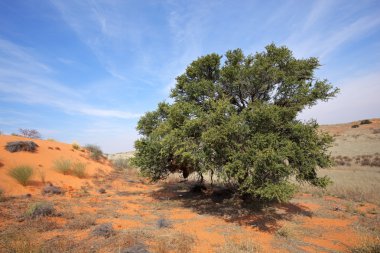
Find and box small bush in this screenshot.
[85,144,103,161]
[351,242,380,253]
[66,215,96,230]
[373,129,380,134]
[217,239,261,253]
[25,202,55,218]
[0,188,4,201]
[112,157,130,170]
[5,141,39,153]
[360,119,372,125]
[72,162,86,178]
[275,226,294,238]
[91,223,115,238]
[9,165,33,186]
[352,124,360,128]
[54,158,71,175]
[157,218,172,228]
[72,142,80,150]
[18,128,42,139]
[46,138,56,142]
[42,183,63,195]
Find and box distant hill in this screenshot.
[320,118,380,156]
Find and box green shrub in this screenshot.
[72,162,86,178]
[360,119,372,125]
[53,158,71,175]
[85,144,103,161]
[8,165,33,186]
[25,202,55,218]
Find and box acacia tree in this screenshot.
[133,44,339,202]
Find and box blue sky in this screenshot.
[0,0,380,153]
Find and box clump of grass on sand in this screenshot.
[72,162,86,178]
[8,165,33,186]
[53,158,71,175]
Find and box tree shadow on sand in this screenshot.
[151,181,313,233]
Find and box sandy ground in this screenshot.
[0,132,379,252]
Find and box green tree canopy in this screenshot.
[133,44,339,202]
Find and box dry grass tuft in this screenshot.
[154,232,195,253]
[217,238,261,253]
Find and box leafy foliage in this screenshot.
[9,165,33,186]
[133,44,338,202]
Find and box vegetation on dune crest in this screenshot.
[132,44,339,202]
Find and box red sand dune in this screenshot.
[0,135,112,195]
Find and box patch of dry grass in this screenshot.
[301,166,380,205]
[154,232,195,253]
[217,238,261,253]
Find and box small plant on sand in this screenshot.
[275,225,294,238]
[37,168,46,183]
[157,218,172,228]
[5,141,39,153]
[72,162,86,178]
[351,241,380,253]
[53,158,72,175]
[360,119,372,125]
[217,239,261,253]
[25,202,55,218]
[85,144,103,161]
[352,124,360,128]
[0,188,4,201]
[9,165,33,186]
[112,157,130,170]
[72,142,80,150]
[91,223,115,238]
[18,128,42,139]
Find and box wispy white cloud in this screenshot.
[286,3,380,59]
[0,37,140,119]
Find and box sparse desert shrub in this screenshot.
[352,124,360,128]
[66,214,96,230]
[275,225,294,238]
[91,223,115,238]
[46,138,56,142]
[360,119,372,125]
[157,218,172,228]
[18,128,42,139]
[361,158,371,166]
[72,142,80,150]
[85,144,103,161]
[42,183,63,195]
[54,158,71,175]
[25,202,55,218]
[8,165,33,186]
[5,141,39,153]
[351,242,380,253]
[370,157,380,167]
[112,157,130,170]
[72,162,86,178]
[217,239,261,253]
[373,129,380,134]
[155,232,194,253]
[0,188,4,201]
[37,168,46,183]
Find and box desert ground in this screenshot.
[0,119,379,253]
